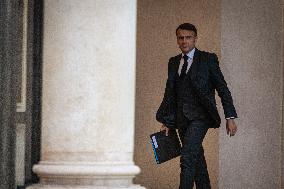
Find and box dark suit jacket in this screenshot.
[156,48,238,129]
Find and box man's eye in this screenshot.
[178,36,193,40]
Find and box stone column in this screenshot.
[27,0,145,188]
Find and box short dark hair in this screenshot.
[176,23,197,36]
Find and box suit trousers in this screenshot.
[177,113,211,189]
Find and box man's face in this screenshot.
[176,29,197,54]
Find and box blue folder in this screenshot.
[150,129,181,164]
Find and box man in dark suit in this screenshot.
[156,23,238,189]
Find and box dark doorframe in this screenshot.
[26,0,43,185]
[0,1,22,189]
[23,0,44,187]
[0,1,43,189]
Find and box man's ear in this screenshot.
[194,36,198,43]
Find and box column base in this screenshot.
[27,161,146,189]
[27,184,146,189]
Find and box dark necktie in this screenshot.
[180,54,188,80]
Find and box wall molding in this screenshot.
[15,123,26,186]
[17,0,28,112]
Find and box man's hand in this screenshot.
[160,124,170,136]
[226,119,237,137]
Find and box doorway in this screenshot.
[0,0,43,188]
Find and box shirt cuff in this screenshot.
[225,117,235,120]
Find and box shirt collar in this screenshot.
[182,47,195,60]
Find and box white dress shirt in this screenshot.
[178,47,235,120]
[178,48,195,76]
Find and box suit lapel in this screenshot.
[186,48,200,82]
[172,54,182,77]
[171,48,201,82]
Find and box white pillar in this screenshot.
[28,0,145,188]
